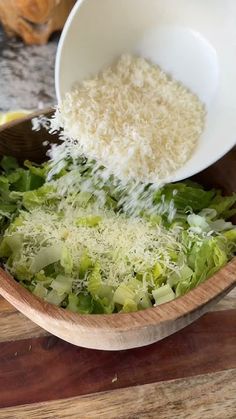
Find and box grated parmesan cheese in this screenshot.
[52,54,206,184]
[8,204,184,291]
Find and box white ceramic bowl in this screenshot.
[55,0,236,182]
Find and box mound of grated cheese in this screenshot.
[9,205,184,291]
[52,53,206,183]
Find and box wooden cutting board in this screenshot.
[0,291,235,418]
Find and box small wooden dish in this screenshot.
[0,110,235,350]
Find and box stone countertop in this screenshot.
[0,28,58,112]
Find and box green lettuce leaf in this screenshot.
[0,156,19,173]
[0,233,23,257]
[51,274,73,295]
[209,193,236,218]
[67,293,93,314]
[45,289,66,306]
[155,183,216,212]
[187,237,228,292]
[152,284,175,304]
[88,263,114,313]
[22,184,55,210]
[60,247,73,274]
[30,244,63,274]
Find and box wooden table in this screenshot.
[0,28,236,419]
[0,291,235,418]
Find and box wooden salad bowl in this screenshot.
[0,110,235,350]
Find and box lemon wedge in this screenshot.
[0,110,32,126]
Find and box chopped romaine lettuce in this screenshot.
[22,184,55,210]
[30,244,63,274]
[0,156,19,172]
[152,284,175,304]
[209,193,236,218]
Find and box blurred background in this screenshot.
[0,0,75,113]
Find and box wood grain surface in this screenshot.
[0,308,236,408]
[1,369,235,419]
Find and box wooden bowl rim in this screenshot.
[0,257,235,332]
[0,107,54,133]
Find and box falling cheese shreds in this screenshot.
[53,53,206,183]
